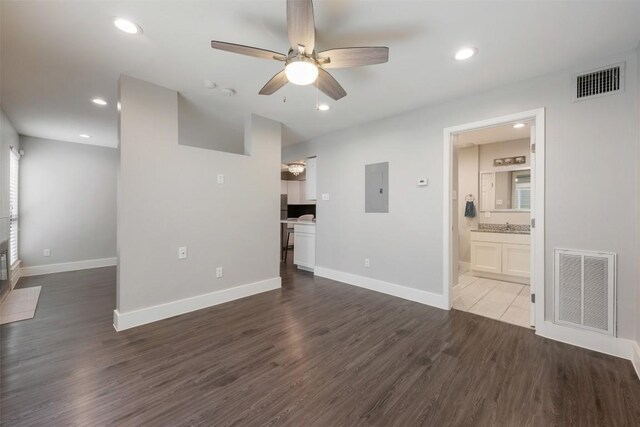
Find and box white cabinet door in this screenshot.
[501,243,530,278]
[281,180,288,195]
[293,225,315,270]
[306,157,317,200]
[471,241,502,273]
[287,181,300,204]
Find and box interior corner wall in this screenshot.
[117,75,281,318]
[457,145,478,264]
[283,49,639,340]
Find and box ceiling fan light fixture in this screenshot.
[284,58,318,86]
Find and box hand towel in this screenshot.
[464,201,476,218]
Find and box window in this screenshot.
[9,148,19,266]
[512,171,531,210]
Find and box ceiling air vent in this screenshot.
[554,249,616,335]
[573,62,625,102]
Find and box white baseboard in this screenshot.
[314,266,448,310]
[537,321,635,361]
[632,342,640,380]
[20,257,117,277]
[113,277,281,331]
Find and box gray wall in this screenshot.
[19,136,117,267]
[0,108,19,297]
[284,49,639,340]
[117,75,281,314]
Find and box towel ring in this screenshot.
[465,194,475,202]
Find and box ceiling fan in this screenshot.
[211,0,389,101]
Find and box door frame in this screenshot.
[442,108,545,329]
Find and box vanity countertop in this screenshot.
[280,219,316,226]
[471,224,530,235]
[471,228,530,235]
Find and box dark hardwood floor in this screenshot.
[2,261,639,426]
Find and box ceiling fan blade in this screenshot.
[287,0,315,55]
[316,68,346,100]
[211,41,287,61]
[259,70,288,95]
[318,47,389,69]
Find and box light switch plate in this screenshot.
[217,174,224,185]
[364,258,370,268]
[484,211,491,218]
[178,246,188,259]
[322,193,330,201]
[44,248,51,257]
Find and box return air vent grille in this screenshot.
[554,249,616,335]
[573,63,624,101]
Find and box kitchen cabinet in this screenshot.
[285,180,315,205]
[293,224,315,272]
[306,157,317,200]
[470,231,530,283]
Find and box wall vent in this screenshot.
[554,249,616,335]
[573,62,625,102]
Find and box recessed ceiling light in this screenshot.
[513,123,526,129]
[92,98,108,106]
[113,18,141,35]
[317,104,330,111]
[454,47,477,61]
[79,134,91,138]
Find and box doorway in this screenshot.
[443,109,545,329]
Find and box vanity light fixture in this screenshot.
[455,47,477,61]
[513,123,526,129]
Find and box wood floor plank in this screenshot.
[2,262,639,426]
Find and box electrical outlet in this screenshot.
[216,267,223,278]
[364,258,370,268]
[178,246,188,259]
[43,249,51,257]
[217,174,224,185]
[484,211,491,218]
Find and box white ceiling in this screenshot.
[2,1,640,148]
[457,122,530,146]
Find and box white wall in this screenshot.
[457,146,478,264]
[283,49,639,340]
[19,136,117,267]
[117,76,281,323]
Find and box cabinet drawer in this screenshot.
[470,231,529,245]
[471,241,502,274]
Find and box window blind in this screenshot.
[9,149,19,266]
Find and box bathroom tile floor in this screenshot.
[453,274,531,328]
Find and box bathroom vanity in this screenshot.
[470,226,530,285]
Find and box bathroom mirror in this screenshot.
[479,168,531,212]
